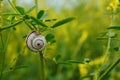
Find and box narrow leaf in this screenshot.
[3,13,21,16]
[0,20,23,31]
[14,65,28,70]
[107,26,120,30]
[37,10,44,19]
[15,6,25,15]
[30,16,48,27]
[51,17,75,28]
[67,60,84,64]
[44,18,57,22]
[58,60,84,64]
[96,37,108,40]
[58,62,71,65]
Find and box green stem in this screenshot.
[96,8,114,80]
[0,20,23,31]
[102,37,111,65]
[98,58,120,80]
[7,0,20,14]
[0,28,12,80]
[0,33,4,80]
[39,51,45,80]
[0,1,2,27]
[35,0,38,14]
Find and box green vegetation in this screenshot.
[0,0,120,80]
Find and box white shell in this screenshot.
[26,31,46,52]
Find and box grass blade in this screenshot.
[58,60,84,64]
[0,20,23,31]
[14,65,28,70]
[51,17,75,28]
[3,13,21,16]
[67,60,84,64]
[107,26,120,30]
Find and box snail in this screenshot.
[26,31,46,52]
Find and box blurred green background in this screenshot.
[0,0,120,80]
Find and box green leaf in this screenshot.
[58,62,71,65]
[14,65,28,70]
[11,16,15,21]
[55,55,61,61]
[37,10,44,19]
[23,35,27,38]
[0,20,23,31]
[51,17,75,28]
[11,16,17,30]
[15,6,25,15]
[58,60,84,64]
[44,19,57,22]
[96,37,108,40]
[30,16,48,27]
[114,47,120,51]
[67,60,84,64]
[3,13,21,16]
[26,5,36,13]
[107,26,120,30]
[45,33,56,44]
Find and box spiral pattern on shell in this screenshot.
[26,31,46,52]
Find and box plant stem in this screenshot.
[35,0,38,14]
[7,0,20,14]
[98,58,120,80]
[96,7,115,80]
[0,0,2,28]
[0,1,4,79]
[0,20,23,31]
[0,33,4,80]
[39,51,45,80]
[0,27,12,80]
[102,37,111,65]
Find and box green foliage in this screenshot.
[51,17,75,28]
[107,26,120,30]
[30,16,48,27]
[45,33,56,44]
[15,6,25,15]
[1,0,120,80]
[58,60,84,64]
[37,10,44,19]
[0,20,23,31]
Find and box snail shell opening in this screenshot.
[26,31,46,52]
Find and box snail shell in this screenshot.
[26,31,46,52]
